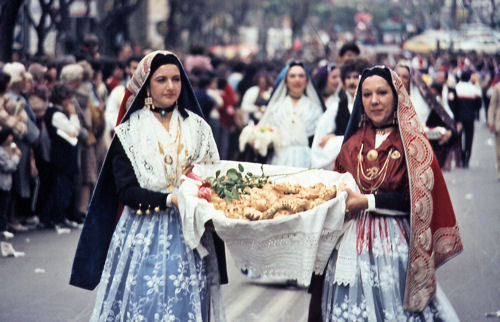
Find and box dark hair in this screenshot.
[33,84,50,101]
[189,45,206,56]
[252,70,269,87]
[50,82,73,106]
[126,56,142,68]
[460,70,472,82]
[340,57,370,83]
[83,34,99,48]
[0,71,11,94]
[198,73,214,89]
[288,60,306,70]
[430,82,443,94]
[286,60,307,79]
[339,42,360,58]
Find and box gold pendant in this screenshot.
[165,155,173,164]
[367,149,378,161]
[391,150,401,159]
[367,167,379,178]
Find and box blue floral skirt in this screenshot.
[91,206,211,321]
[322,213,459,321]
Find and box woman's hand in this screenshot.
[345,188,368,215]
[319,133,336,148]
[65,101,76,115]
[438,130,452,145]
[171,195,178,209]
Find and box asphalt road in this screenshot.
[0,121,499,322]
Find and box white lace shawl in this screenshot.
[114,108,219,193]
[261,95,323,148]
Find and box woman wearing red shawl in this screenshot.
[69,51,226,321]
[308,66,462,321]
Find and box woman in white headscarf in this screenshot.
[257,60,324,168]
[70,51,226,321]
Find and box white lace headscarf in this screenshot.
[259,61,325,127]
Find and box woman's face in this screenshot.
[361,75,396,127]
[257,76,268,90]
[286,65,307,98]
[149,64,182,108]
[395,67,411,94]
[325,68,340,95]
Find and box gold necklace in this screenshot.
[356,143,394,194]
[158,116,184,192]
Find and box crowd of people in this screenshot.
[0,36,498,320]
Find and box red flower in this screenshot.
[200,180,211,188]
[198,186,212,201]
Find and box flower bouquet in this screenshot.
[177,161,357,286]
[239,124,280,157]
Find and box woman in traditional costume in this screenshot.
[70,51,227,321]
[256,60,324,168]
[308,66,463,321]
[395,64,458,170]
[311,62,347,169]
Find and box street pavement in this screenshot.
[0,121,499,322]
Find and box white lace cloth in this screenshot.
[178,161,358,287]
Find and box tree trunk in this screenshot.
[290,0,311,46]
[96,0,143,56]
[450,0,457,28]
[0,0,24,62]
[165,0,180,49]
[491,0,496,28]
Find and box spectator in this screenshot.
[455,70,482,168]
[42,83,80,229]
[105,62,125,92]
[0,129,21,239]
[60,63,88,225]
[3,62,40,232]
[338,42,360,61]
[488,81,500,180]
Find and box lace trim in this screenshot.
[115,108,219,192]
[227,230,341,286]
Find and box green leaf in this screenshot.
[215,170,221,178]
[227,169,239,182]
[238,164,244,172]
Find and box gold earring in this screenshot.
[145,92,153,110]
